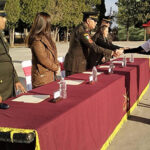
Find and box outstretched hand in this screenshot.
[116,48,124,56]
[113,48,124,57]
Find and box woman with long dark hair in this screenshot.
[27,12,59,88]
[87,25,122,69]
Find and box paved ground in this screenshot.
[10,41,150,150]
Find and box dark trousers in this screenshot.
[65,70,78,77]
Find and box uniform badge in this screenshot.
[84,33,93,43]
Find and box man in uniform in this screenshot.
[0,1,26,103]
[64,12,117,76]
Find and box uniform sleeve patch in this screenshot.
[83,33,93,43]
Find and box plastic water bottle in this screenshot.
[129,54,134,63]
[59,78,67,99]
[108,62,114,74]
[92,66,98,82]
[122,56,127,67]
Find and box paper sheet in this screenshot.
[82,72,103,75]
[112,61,123,64]
[12,95,50,103]
[65,80,84,85]
[98,65,110,69]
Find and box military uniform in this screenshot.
[64,23,112,75]
[0,31,19,101]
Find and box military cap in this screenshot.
[102,16,112,23]
[83,12,98,22]
[0,1,6,17]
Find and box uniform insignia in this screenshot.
[84,33,89,38]
[84,33,93,43]
[88,38,93,43]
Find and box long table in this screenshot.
[0,58,149,150]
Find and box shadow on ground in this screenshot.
[128,115,150,125]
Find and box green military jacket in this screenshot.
[64,23,112,73]
[0,31,19,101]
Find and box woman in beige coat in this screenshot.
[27,12,59,88]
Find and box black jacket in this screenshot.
[87,32,121,69]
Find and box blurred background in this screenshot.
[1,0,150,47]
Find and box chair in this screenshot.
[57,57,65,78]
[21,60,32,91]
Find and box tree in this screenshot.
[117,0,150,41]
[44,0,64,41]
[44,0,98,42]
[116,0,137,41]
[134,0,150,40]
[5,0,21,47]
[20,0,44,37]
[96,0,106,24]
[60,0,85,41]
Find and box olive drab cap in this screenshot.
[102,16,112,23]
[82,12,98,22]
[0,0,6,17]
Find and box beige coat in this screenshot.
[31,35,59,88]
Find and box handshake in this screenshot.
[112,47,129,57]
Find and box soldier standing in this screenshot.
[0,1,26,104]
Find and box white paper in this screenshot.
[112,61,123,64]
[65,80,84,85]
[12,95,50,103]
[82,72,103,75]
[98,65,110,69]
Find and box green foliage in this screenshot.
[129,26,145,41]
[117,0,135,28]
[60,0,85,27]
[4,0,103,31]
[118,26,126,41]
[5,0,21,29]
[44,0,100,28]
[118,25,145,41]
[135,0,150,24]
[117,0,150,40]
[44,0,63,26]
[20,0,43,27]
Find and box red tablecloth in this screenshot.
[0,74,126,150]
[97,65,138,111]
[116,58,149,96]
[0,58,149,150]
